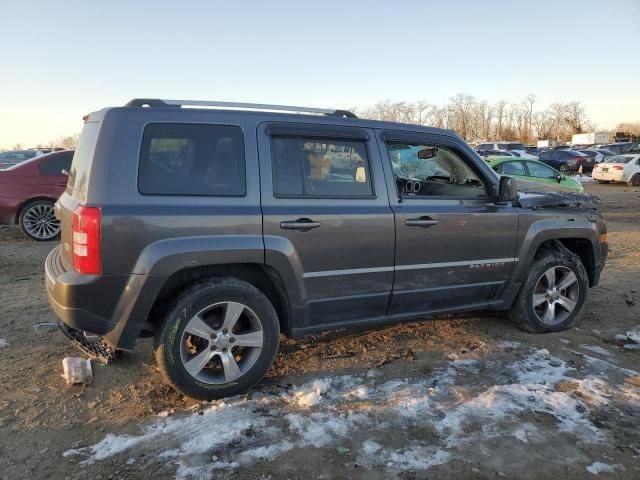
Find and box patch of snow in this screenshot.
[586,461,623,474]
[623,343,640,350]
[558,338,571,344]
[64,348,630,479]
[579,345,613,357]
[624,329,640,344]
[0,339,9,349]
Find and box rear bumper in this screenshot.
[593,171,625,182]
[45,245,168,349]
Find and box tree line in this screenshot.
[356,94,597,144]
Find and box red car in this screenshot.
[0,150,73,240]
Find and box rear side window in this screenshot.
[139,123,245,196]
[270,137,373,197]
[38,151,73,176]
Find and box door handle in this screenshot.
[405,217,439,228]
[280,218,321,231]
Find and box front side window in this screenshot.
[507,143,526,151]
[271,137,373,197]
[386,142,486,197]
[138,123,245,196]
[527,162,557,178]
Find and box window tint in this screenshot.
[38,151,73,176]
[507,143,525,151]
[386,142,486,198]
[139,123,245,196]
[527,162,556,178]
[499,161,526,175]
[271,137,372,197]
[476,143,493,151]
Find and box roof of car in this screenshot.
[85,99,461,140]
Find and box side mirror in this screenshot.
[498,176,518,203]
[556,174,562,183]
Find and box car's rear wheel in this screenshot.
[558,163,570,174]
[154,277,280,400]
[628,174,640,187]
[18,199,60,241]
[509,247,588,333]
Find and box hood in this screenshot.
[516,190,599,209]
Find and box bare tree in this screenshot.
[564,101,589,135]
[525,94,536,143]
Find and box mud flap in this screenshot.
[58,322,119,364]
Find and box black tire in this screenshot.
[628,174,640,187]
[18,199,60,241]
[154,277,280,400]
[558,164,570,175]
[509,247,589,333]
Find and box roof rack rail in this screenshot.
[125,98,357,118]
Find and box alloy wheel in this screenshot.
[22,203,60,240]
[179,301,264,384]
[532,266,580,325]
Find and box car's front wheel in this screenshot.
[509,247,588,333]
[154,277,280,400]
[18,199,60,241]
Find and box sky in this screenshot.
[1,0,639,148]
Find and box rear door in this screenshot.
[377,130,518,315]
[259,122,394,329]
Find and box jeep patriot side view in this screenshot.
[45,99,608,400]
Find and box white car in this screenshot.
[476,142,538,160]
[592,154,640,186]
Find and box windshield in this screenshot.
[0,150,37,161]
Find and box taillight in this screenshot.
[72,206,101,274]
[613,166,624,171]
[575,156,585,163]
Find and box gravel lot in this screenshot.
[0,182,639,480]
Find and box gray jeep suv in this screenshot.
[45,99,608,400]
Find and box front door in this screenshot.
[259,122,395,330]
[378,130,518,316]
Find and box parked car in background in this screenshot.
[537,149,594,173]
[487,156,583,192]
[592,154,640,186]
[0,150,73,240]
[477,150,519,160]
[476,142,538,159]
[0,149,45,169]
[596,142,639,155]
[576,149,617,164]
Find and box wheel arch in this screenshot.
[145,263,293,337]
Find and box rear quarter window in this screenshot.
[138,123,245,196]
[38,152,73,176]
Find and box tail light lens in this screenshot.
[613,166,624,171]
[72,206,101,274]
[575,156,585,163]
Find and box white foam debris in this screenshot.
[500,340,521,349]
[579,345,614,357]
[586,461,624,474]
[64,348,631,478]
[0,339,9,349]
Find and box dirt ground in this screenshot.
[0,181,639,480]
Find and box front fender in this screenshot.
[512,219,599,285]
